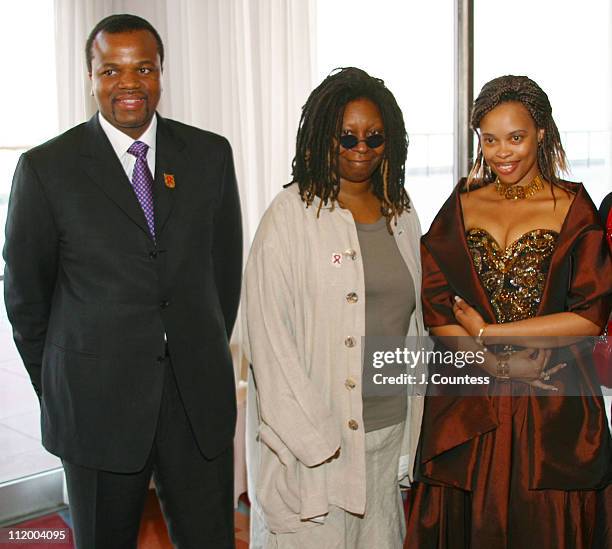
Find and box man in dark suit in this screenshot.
[3,14,242,549]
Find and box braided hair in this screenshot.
[290,67,410,224]
[467,75,568,189]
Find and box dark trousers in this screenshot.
[63,358,235,549]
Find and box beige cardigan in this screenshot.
[242,186,427,537]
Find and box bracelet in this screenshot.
[475,325,488,347]
[496,345,514,380]
[496,358,510,380]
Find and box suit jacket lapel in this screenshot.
[79,114,152,239]
[153,116,185,238]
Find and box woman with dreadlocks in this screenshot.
[405,75,611,548]
[242,67,426,548]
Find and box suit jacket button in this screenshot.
[149,251,158,259]
[346,292,358,304]
[160,300,170,309]
[344,336,356,348]
[348,419,359,430]
[157,355,165,363]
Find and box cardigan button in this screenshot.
[346,292,358,304]
[348,419,359,430]
[344,336,356,348]
[344,378,356,390]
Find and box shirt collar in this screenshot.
[98,112,157,159]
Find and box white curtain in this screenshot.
[54,0,316,242]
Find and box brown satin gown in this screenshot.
[405,180,612,549]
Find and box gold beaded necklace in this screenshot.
[495,174,545,200]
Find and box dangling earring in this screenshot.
[536,140,548,179]
[483,161,493,183]
[467,153,481,190]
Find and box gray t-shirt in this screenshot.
[356,216,416,432]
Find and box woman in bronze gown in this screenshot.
[405,76,611,548]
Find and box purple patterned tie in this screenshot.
[127,141,156,240]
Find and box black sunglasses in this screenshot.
[339,134,385,149]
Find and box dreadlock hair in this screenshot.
[467,75,568,191]
[289,67,410,227]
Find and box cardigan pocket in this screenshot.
[257,423,301,515]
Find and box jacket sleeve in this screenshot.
[243,214,341,467]
[211,140,243,338]
[566,225,612,329]
[3,154,59,396]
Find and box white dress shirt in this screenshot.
[98,113,165,342]
[98,112,157,179]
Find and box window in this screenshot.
[0,0,61,493]
[316,0,455,231]
[474,0,611,206]
[0,1,58,270]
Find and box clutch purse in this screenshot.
[593,207,612,387]
[593,321,611,388]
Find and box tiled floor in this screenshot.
[0,491,250,548]
[0,305,61,485]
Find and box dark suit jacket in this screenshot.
[3,113,242,472]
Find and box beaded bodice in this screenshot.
[465,228,558,323]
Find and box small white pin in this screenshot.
[331,252,343,267]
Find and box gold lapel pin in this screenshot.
[163,173,176,189]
